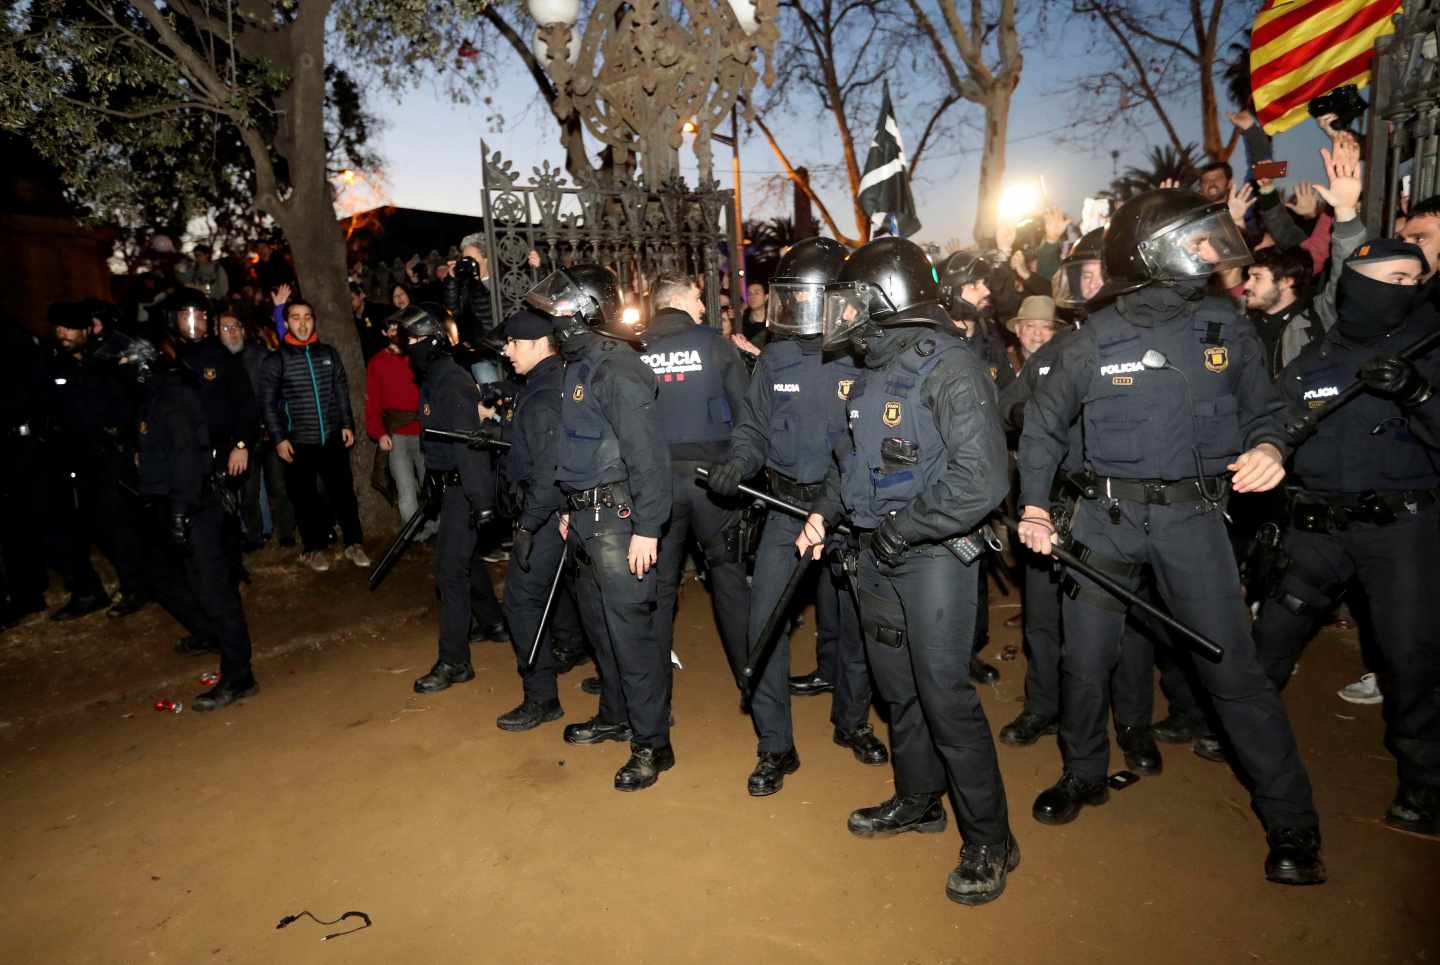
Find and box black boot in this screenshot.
[747,748,801,797]
[552,648,591,674]
[106,594,149,618]
[1033,773,1109,825]
[563,717,633,745]
[968,654,1001,684]
[1192,735,1228,763]
[998,711,1057,747]
[580,676,602,696]
[1384,785,1439,836]
[191,673,260,712]
[788,670,834,697]
[496,698,563,732]
[469,619,509,644]
[1116,724,1163,775]
[1151,712,1208,743]
[614,743,675,791]
[833,724,889,765]
[174,635,220,657]
[49,593,110,622]
[413,660,476,694]
[847,793,947,838]
[945,835,1021,907]
[1264,827,1326,885]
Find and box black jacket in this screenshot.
[812,325,1010,544]
[258,340,355,447]
[502,353,565,530]
[45,343,138,466]
[643,308,750,463]
[443,272,495,346]
[175,338,260,455]
[417,349,494,510]
[136,363,212,514]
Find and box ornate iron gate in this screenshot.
[1363,1,1440,234]
[478,142,734,327]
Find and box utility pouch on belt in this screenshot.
[881,437,920,471]
[940,523,1004,567]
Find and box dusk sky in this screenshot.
[352,15,1335,248]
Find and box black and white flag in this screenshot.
[857,81,921,238]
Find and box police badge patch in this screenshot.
[422,403,431,416]
[1204,346,1229,373]
[573,385,584,402]
[837,379,854,400]
[202,366,218,381]
[882,401,902,428]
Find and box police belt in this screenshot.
[1286,487,1439,532]
[1084,476,1208,506]
[565,483,628,510]
[766,470,822,504]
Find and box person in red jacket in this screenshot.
[365,318,430,535]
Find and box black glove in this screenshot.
[706,460,744,497]
[466,422,504,450]
[420,471,444,516]
[1359,354,1433,407]
[870,516,908,567]
[167,512,192,551]
[512,527,535,572]
[470,506,496,529]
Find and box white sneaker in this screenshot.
[344,544,372,568]
[301,551,330,573]
[1338,672,1382,705]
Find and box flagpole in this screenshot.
[731,102,745,317]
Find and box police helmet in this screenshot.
[167,288,211,342]
[821,237,948,349]
[390,304,444,343]
[1052,226,1107,310]
[525,265,630,341]
[1095,189,1252,301]
[765,237,848,337]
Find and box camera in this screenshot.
[453,255,481,282]
[1308,84,1367,132]
[478,380,518,409]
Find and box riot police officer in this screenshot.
[1049,227,1106,320]
[639,271,752,730]
[526,266,674,792]
[492,309,569,732]
[1017,189,1325,885]
[938,250,1010,685]
[797,237,1017,907]
[396,305,498,695]
[707,238,887,797]
[1256,239,1440,837]
[106,333,260,711]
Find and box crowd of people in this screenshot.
[1,108,1436,908]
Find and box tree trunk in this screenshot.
[973,85,1013,245]
[261,16,389,536]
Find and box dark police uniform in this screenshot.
[138,359,256,691]
[1018,288,1318,832]
[998,332,1156,746]
[557,330,672,751]
[1256,309,1440,823]
[641,308,751,699]
[418,354,497,675]
[0,324,50,625]
[812,325,1013,845]
[499,347,568,712]
[727,335,872,755]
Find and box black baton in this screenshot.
[526,542,568,667]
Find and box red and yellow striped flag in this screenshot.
[1250,0,1403,135]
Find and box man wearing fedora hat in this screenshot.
[1005,295,1067,364]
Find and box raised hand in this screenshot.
[1314,141,1362,220]
[1042,206,1072,243]
[1286,181,1319,219]
[1228,181,1256,227]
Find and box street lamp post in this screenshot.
[529,0,777,186]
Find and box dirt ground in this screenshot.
[0,542,1435,965]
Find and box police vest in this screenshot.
[556,340,628,490]
[1081,299,1248,480]
[840,336,958,528]
[762,339,859,484]
[641,324,732,446]
[1286,317,1440,493]
[418,374,459,472]
[502,356,564,488]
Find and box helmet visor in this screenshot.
[175,306,208,341]
[1138,209,1252,279]
[524,270,592,321]
[1052,258,1106,309]
[821,282,884,349]
[765,282,825,336]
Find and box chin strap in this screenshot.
[276,910,373,942]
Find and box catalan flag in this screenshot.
[1250,0,1402,135]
